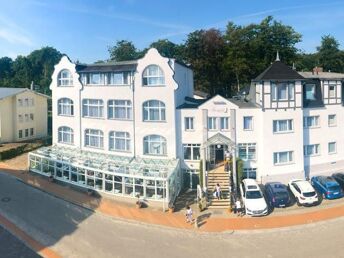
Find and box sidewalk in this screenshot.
[1,161,344,233]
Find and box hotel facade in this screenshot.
[29,48,344,204]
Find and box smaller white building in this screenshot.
[0,88,49,143]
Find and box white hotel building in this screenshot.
[29,48,344,204]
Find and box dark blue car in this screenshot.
[265,182,290,208]
[311,176,344,200]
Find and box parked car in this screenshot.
[311,176,344,200]
[332,173,344,190]
[288,179,318,206]
[265,182,291,208]
[240,179,268,216]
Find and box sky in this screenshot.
[1,0,344,63]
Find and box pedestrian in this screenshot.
[185,206,193,223]
[235,199,242,216]
[215,183,221,200]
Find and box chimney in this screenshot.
[30,81,34,91]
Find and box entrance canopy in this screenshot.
[203,133,236,149]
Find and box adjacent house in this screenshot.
[0,88,49,143]
[28,48,344,206]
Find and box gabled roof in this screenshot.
[254,61,305,81]
[76,60,138,73]
[0,88,50,100]
[0,88,26,99]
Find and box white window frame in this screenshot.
[109,131,131,152]
[58,126,74,145]
[328,114,336,127]
[142,65,165,86]
[143,100,166,121]
[108,72,130,85]
[25,114,29,122]
[328,142,337,154]
[85,129,104,149]
[273,151,294,165]
[243,116,253,131]
[143,135,167,156]
[238,143,256,160]
[18,114,23,123]
[108,100,132,120]
[329,85,336,98]
[183,144,201,160]
[305,84,316,100]
[220,117,229,130]
[304,144,320,157]
[273,119,293,133]
[58,98,74,116]
[271,82,295,101]
[207,117,217,130]
[82,99,104,118]
[58,69,73,86]
[184,117,194,131]
[303,116,320,128]
[30,128,34,136]
[18,130,23,139]
[89,73,106,85]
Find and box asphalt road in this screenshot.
[0,225,41,258]
[0,171,343,258]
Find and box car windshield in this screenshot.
[328,186,340,192]
[303,191,316,197]
[275,191,289,199]
[246,190,263,199]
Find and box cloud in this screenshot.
[0,14,34,47]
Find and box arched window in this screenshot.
[142,65,165,86]
[58,98,74,116]
[85,129,104,148]
[143,100,166,121]
[58,69,73,86]
[58,126,74,144]
[143,135,167,155]
[109,131,130,151]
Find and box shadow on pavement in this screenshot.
[0,168,101,256]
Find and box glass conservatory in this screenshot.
[28,145,181,205]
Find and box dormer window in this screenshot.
[305,84,316,100]
[58,69,73,86]
[142,65,165,86]
[271,82,294,101]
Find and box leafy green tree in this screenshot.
[149,39,184,60]
[184,29,227,96]
[0,57,13,87]
[108,40,141,61]
[27,47,63,94]
[317,35,343,72]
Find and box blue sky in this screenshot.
[1,0,344,63]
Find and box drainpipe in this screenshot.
[132,72,136,158]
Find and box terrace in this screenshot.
[28,145,181,205]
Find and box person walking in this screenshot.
[185,206,193,223]
[235,199,242,216]
[215,183,221,200]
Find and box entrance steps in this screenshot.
[207,165,231,209]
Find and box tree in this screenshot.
[149,39,184,60]
[0,57,13,87]
[317,35,343,72]
[184,29,227,96]
[223,16,302,92]
[108,40,140,61]
[27,47,63,94]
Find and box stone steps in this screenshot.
[207,166,231,209]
